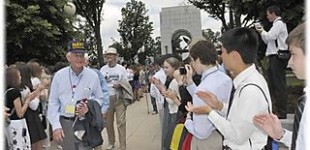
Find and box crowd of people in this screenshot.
[3,40,152,150]
[4,5,308,150]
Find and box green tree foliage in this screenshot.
[6,0,79,65]
[139,36,161,65]
[118,0,154,64]
[78,21,99,67]
[75,0,105,67]
[144,36,161,58]
[109,36,160,65]
[188,0,304,31]
[202,29,221,43]
[188,0,230,30]
[254,0,304,32]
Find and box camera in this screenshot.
[179,67,187,75]
[254,20,262,30]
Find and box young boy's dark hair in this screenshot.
[189,40,217,65]
[267,5,281,16]
[220,27,259,64]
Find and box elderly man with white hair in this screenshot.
[48,39,105,150]
[100,47,132,150]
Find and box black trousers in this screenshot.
[150,96,158,112]
[267,55,289,117]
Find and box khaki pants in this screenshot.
[190,130,222,150]
[106,95,127,150]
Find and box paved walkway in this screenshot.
[47,93,290,150]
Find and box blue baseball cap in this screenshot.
[67,40,86,53]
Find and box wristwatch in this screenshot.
[178,82,187,87]
[276,129,286,141]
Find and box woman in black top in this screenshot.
[5,66,38,149]
[5,66,40,120]
[165,56,202,117]
[17,63,47,150]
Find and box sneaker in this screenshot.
[42,144,50,148]
[106,144,115,150]
[152,111,158,115]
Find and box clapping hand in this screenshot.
[185,102,195,112]
[196,91,223,110]
[152,77,166,93]
[27,91,40,101]
[185,102,212,114]
[253,113,284,140]
[162,89,178,101]
[36,81,50,91]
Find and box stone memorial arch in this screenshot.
[160,5,202,58]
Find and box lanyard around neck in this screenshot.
[201,68,218,81]
[69,68,83,101]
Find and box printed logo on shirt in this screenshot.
[106,73,120,83]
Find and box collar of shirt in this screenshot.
[70,66,86,77]
[273,17,282,25]
[201,66,218,81]
[108,63,118,68]
[233,64,256,89]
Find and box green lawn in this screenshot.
[259,58,304,113]
[286,70,304,87]
[286,70,304,113]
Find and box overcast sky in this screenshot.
[100,0,225,50]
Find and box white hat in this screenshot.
[105,47,118,55]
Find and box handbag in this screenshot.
[170,114,187,150]
[181,133,193,150]
[6,118,31,149]
[4,88,31,149]
[277,50,291,60]
[274,19,290,60]
[170,123,188,150]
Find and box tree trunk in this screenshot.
[229,4,234,28]
[220,3,229,31]
[94,26,104,67]
[234,10,242,27]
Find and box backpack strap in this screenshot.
[274,19,287,51]
[239,83,271,149]
[4,88,16,115]
[4,88,14,95]
[274,19,282,48]
[239,83,270,113]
